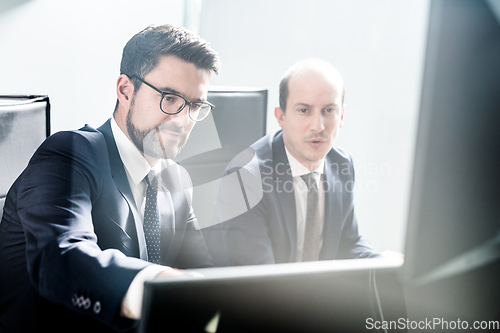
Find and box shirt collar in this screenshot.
[284,146,325,177]
[110,117,161,185]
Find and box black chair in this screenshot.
[0,95,50,221]
[174,87,268,229]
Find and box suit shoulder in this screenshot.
[250,131,274,152]
[230,129,279,166]
[34,125,108,173]
[328,146,353,164]
[45,124,102,144]
[23,125,109,201]
[45,125,106,152]
[251,130,280,164]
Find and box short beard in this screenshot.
[126,97,190,159]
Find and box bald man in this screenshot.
[206,58,380,266]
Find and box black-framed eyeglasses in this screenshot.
[130,75,215,122]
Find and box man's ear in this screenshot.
[116,74,135,110]
[275,107,285,128]
[339,105,346,128]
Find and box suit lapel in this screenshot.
[320,153,343,260]
[98,120,148,261]
[272,133,298,261]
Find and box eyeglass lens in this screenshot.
[161,93,211,121]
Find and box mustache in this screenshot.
[305,132,329,141]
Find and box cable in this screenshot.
[370,269,388,333]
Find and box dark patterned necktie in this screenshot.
[144,171,161,264]
[301,172,323,261]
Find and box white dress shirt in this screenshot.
[284,148,325,262]
[110,118,168,319]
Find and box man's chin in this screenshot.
[143,145,179,160]
[303,150,330,164]
[142,134,188,159]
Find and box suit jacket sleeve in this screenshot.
[335,207,381,259]
[205,162,276,266]
[335,154,381,259]
[17,131,150,330]
[222,200,276,266]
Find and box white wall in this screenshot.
[198,0,430,253]
[0,0,185,132]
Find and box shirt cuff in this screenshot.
[121,264,166,319]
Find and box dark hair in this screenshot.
[122,24,219,81]
[279,74,292,111]
[115,24,220,112]
[279,59,345,111]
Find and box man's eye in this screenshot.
[163,94,182,104]
[298,108,308,114]
[324,108,335,113]
[191,103,203,111]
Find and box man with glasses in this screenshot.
[0,25,219,332]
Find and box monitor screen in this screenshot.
[139,258,404,333]
[403,0,500,325]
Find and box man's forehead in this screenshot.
[289,66,343,86]
[145,55,210,99]
[288,71,344,102]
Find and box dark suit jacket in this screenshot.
[0,119,212,332]
[206,130,379,266]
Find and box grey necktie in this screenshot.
[301,172,323,261]
[144,171,161,264]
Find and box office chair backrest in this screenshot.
[0,95,50,221]
[173,87,268,229]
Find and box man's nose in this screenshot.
[310,111,325,132]
[169,106,193,127]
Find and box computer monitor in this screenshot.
[139,258,405,333]
[403,0,500,326]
